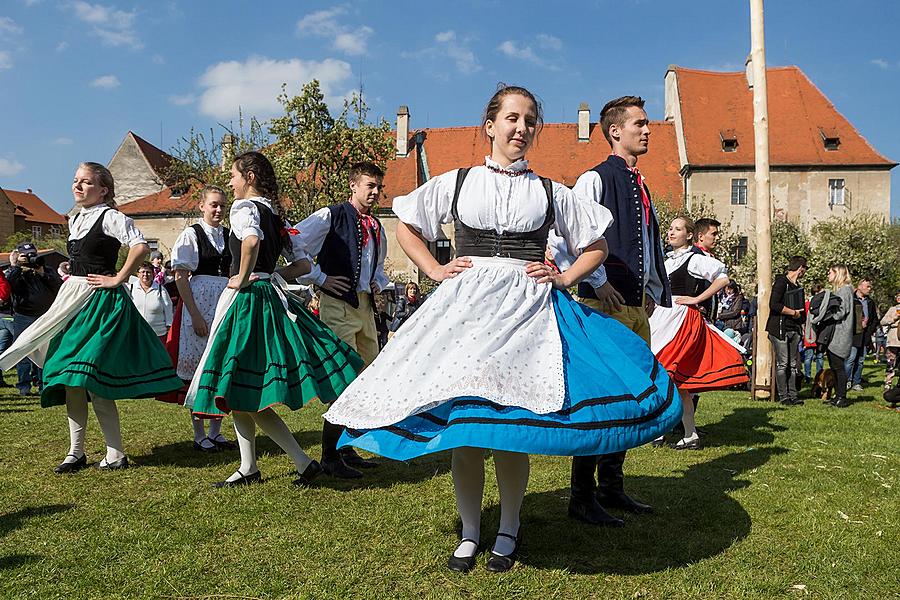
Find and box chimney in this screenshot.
[26,188,33,194]
[577,103,590,142]
[745,54,754,89]
[221,134,235,171]
[396,106,410,157]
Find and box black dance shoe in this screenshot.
[485,532,520,573]
[97,456,129,471]
[596,490,653,514]
[651,437,666,448]
[53,454,87,474]
[193,438,220,453]
[831,398,850,408]
[212,469,261,488]
[339,447,379,469]
[210,435,236,450]
[567,497,625,527]
[447,538,479,573]
[321,456,363,479]
[671,437,701,451]
[293,460,322,487]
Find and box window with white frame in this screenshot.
[49,225,63,236]
[828,179,845,206]
[731,178,748,205]
[31,225,42,239]
[147,239,159,252]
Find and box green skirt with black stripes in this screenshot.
[40,287,183,407]
[190,280,364,417]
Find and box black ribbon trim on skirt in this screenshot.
[200,345,350,380]
[43,365,179,389]
[197,355,357,393]
[668,361,748,384]
[344,377,676,444]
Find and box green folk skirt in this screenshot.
[41,287,183,407]
[190,280,364,417]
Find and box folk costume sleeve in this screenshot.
[230,199,264,241]
[571,171,608,289]
[170,227,200,272]
[391,169,456,242]
[101,210,146,246]
[293,207,332,286]
[685,253,728,284]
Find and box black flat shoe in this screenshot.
[447,538,479,573]
[651,437,665,448]
[210,435,236,450]
[671,437,701,450]
[293,460,322,487]
[596,491,653,514]
[567,497,625,527]
[212,469,261,488]
[97,456,129,471]
[486,532,520,573]
[193,438,220,453]
[339,448,379,469]
[54,454,87,474]
[321,456,363,479]
[832,398,850,408]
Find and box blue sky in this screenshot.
[2,0,899,215]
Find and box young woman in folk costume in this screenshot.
[648,216,748,450]
[185,151,364,488]
[158,186,235,452]
[0,162,182,472]
[324,85,681,573]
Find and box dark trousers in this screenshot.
[827,351,848,402]
[769,331,801,403]
[12,313,41,393]
[570,451,626,502]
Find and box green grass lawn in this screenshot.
[1,364,898,600]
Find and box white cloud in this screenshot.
[197,55,353,120]
[871,58,890,70]
[296,7,373,56]
[90,74,120,88]
[0,17,23,34]
[404,30,480,75]
[56,41,68,51]
[537,33,562,51]
[0,158,25,176]
[168,93,196,106]
[69,1,142,49]
[52,137,74,145]
[23,0,44,6]
[0,51,12,70]
[497,39,560,71]
[151,54,165,65]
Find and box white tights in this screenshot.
[679,388,697,440]
[451,447,529,558]
[226,409,312,482]
[63,387,125,464]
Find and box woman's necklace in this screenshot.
[486,164,533,177]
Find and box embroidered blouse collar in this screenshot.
[196,218,222,234]
[77,202,110,216]
[666,246,693,259]
[484,156,530,174]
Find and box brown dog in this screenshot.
[811,369,836,401]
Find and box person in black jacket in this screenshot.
[846,278,878,391]
[766,256,807,405]
[7,243,63,395]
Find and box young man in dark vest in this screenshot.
[294,162,389,479]
[554,96,672,527]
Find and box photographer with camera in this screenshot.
[7,242,63,395]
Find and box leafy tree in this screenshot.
[733,219,812,291]
[268,80,394,223]
[654,194,742,271]
[1,231,68,254]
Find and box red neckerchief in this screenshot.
[356,207,380,247]
[693,243,714,257]
[612,153,651,226]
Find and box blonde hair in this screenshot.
[829,264,852,290]
[78,161,116,208]
[199,185,227,203]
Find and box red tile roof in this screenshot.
[2,188,67,225]
[673,66,896,167]
[129,131,173,176]
[119,187,199,217]
[381,121,683,209]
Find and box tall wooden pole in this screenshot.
[750,0,773,398]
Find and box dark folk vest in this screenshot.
[452,167,554,263]
[68,208,121,277]
[191,223,231,277]
[668,253,705,297]
[576,155,671,308]
[689,245,715,317]
[317,202,382,309]
[228,201,284,276]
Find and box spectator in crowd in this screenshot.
[7,243,63,395]
[129,261,173,342]
[0,269,12,387]
[802,283,826,384]
[373,293,392,349]
[57,261,71,281]
[811,264,855,408]
[307,292,320,318]
[716,281,747,333]
[766,256,807,406]
[880,290,900,389]
[391,281,423,331]
[847,278,878,391]
[149,250,164,281]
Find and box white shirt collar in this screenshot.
[78,202,110,216]
[666,246,693,259]
[241,196,272,209]
[196,219,222,235]
[484,156,530,173]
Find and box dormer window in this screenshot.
[820,127,840,151]
[720,129,738,152]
